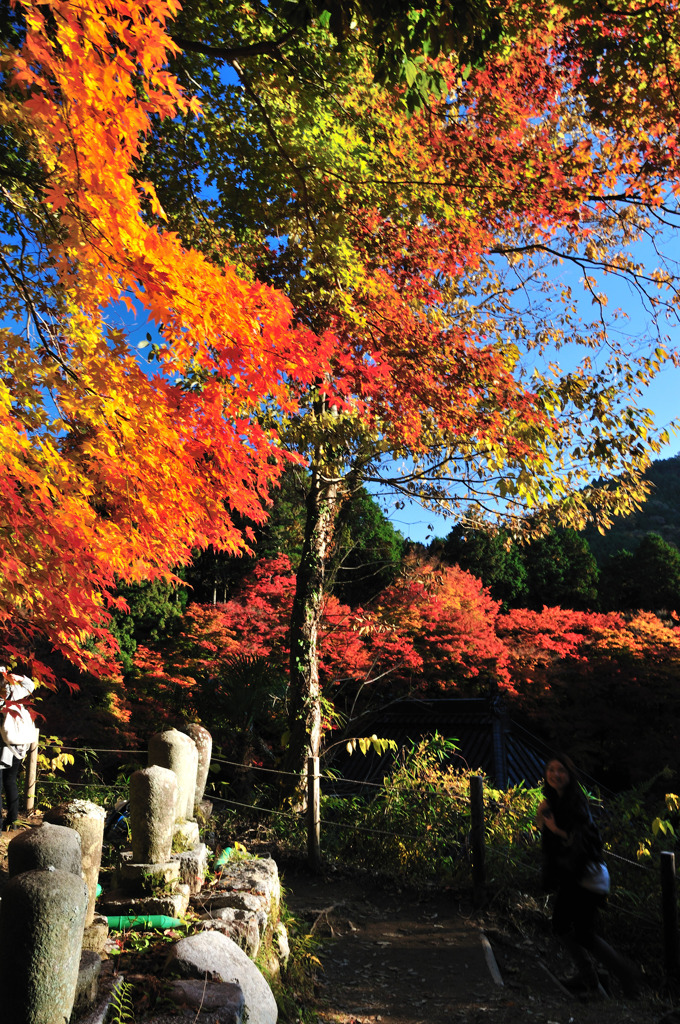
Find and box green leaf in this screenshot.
[404,59,418,87]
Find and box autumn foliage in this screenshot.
[0,0,333,677]
[499,606,680,785]
[4,0,680,741]
[157,1,680,775]
[128,554,421,732]
[373,563,511,692]
[109,552,680,788]
[169,0,680,515]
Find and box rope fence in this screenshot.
[206,794,303,819]
[607,847,654,872]
[38,780,123,790]
[57,747,147,756]
[42,743,452,788]
[25,740,671,867]
[21,736,680,977]
[207,790,444,843]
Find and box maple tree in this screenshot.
[122,555,421,764]
[497,605,680,788]
[373,559,511,694]
[30,533,680,797]
[6,0,680,801]
[0,0,333,679]
[140,0,680,785]
[440,523,530,609]
[113,551,680,792]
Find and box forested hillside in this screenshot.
[583,455,680,561]
[431,454,680,614]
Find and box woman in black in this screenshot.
[537,754,639,998]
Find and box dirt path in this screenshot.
[0,825,673,1024]
[282,866,671,1024]
[284,868,494,1024]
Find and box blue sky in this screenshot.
[391,265,680,541]
[390,362,680,544]
[109,285,680,548]
[107,205,680,550]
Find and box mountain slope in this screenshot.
[584,455,680,563]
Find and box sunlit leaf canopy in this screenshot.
[148,0,680,530]
[2,0,680,677]
[0,0,335,676]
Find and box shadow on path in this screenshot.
[282,866,663,1024]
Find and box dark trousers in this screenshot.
[552,876,639,996]
[0,755,23,825]
[552,877,605,945]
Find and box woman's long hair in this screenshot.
[543,753,588,817]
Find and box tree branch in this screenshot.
[171,30,299,63]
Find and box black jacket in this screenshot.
[541,789,603,892]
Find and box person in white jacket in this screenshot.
[0,667,38,831]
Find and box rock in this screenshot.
[214,857,281,909]
[173,819,201,850]
[148,729,198,823]
[8,821,82,877]
[164,931,277,1024]
[73,950,102,1017]
[196,890,269,934]
[129,765,178,864]
[200,908,262,957]
[174,842,208,894]
[74,968,127,1024]
[0,867,88,1024]
[195,798,214,824]
[82,913,109,954]
[117,855,181,893]
[167,978,244,1023]
[44,799,106,927]
[98,884,191,919]
[185,723,213,811]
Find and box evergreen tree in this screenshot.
[110,579,189,672]
[632,533,680,613]
[331,489,405,606]
[598,549,637,612]
[599,533,680,613]
[523,530,599,610]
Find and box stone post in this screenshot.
[185,722,213,813]
[184,740,199,820]
[44,799,106,927]
[148,728,198,823]
[8,821,82,878]
[0,868,88,1024]
[129,764,178,864]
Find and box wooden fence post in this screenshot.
[307,755,321,872]
[23,732,39,814]
[470,774,486,907]
[661,850,679,979]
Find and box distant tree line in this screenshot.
[435,525,680,616]
[110,467,680,674]
[434,454,680,615]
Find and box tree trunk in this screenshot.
[282,458,339,800]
